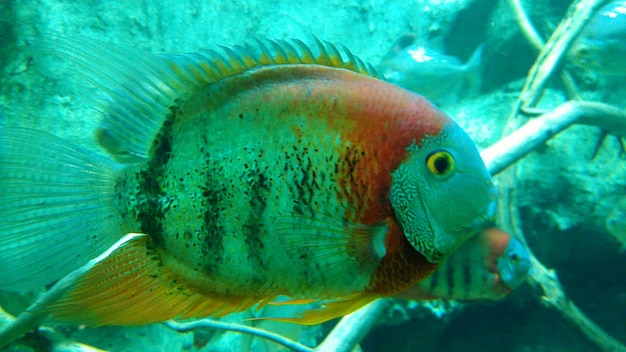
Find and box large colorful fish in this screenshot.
[397,228,532,301]
[0,37,497,325]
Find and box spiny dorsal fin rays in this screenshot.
[175,36,381,82]
[269,39,290,63]
[317,37,343,67]
[292,39,316,64]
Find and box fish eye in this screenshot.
[509,253,519,261]
[426,150,455,177]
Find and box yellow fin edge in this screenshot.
[45,234,269,326]
[251,293,380,326]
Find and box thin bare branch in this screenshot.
[527,257,626,352]
[507,0,544,50]
[164,319,314,352]
[315,299,386,352]
[517,0,605,110]
[483,101,626,175]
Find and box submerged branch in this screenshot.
[507,0,544,50]
[164,299,387,352]
[527,257,626,352]
[516,0,605,110]
[500,1,625,350]
[483,101,626,176]
[165,319,314,352]
[315,299,386,352]
[506,0,582,102]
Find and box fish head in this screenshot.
[497,236,532,289]
[568,1,626,75]
[390,120,498,263]
[568,37,626,74]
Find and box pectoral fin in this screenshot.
[274,214,388,293]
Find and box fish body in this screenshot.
[397,228,532,301]
[568,1,626,75]
[606,198,626,252]
[0,38,497,325]
[378,33,482,107]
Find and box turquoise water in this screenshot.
[0,1,625,351]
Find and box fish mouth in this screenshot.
[481,198,498,222]
[464,190,498,234]
[431,193,498,263]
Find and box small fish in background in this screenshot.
[397,228,532,301]
[606,198,626,252]
[0,37,497,326]
[378,33,483,107]
[567,1,626,158]
[568,1,626,76]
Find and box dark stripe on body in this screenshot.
[282,143,331,282]
[339,145,366,205]
[136,105,180,247]
[429,263,440,293]
[200,153,226,275]
[446,259,455,298]
[242,166,271,277]
[462,255,473,299]
[286,145,317,217]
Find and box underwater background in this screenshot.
[0,0,625,351]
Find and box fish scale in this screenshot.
[114,67,375,298]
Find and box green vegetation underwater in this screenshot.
[0,0,625,351]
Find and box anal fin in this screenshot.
[46,234,266,326]
[259,293,380,326]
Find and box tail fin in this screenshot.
[463,44,483,98]
[0,128,124,292]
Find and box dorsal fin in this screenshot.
[160,37,380,104]
[44,36,379,163]
[204,37,380,80]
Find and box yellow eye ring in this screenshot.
[426,150,455,176]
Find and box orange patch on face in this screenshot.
[482,228,512,273]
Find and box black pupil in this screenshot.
[434,155,449,174]
[510,253,519,261]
